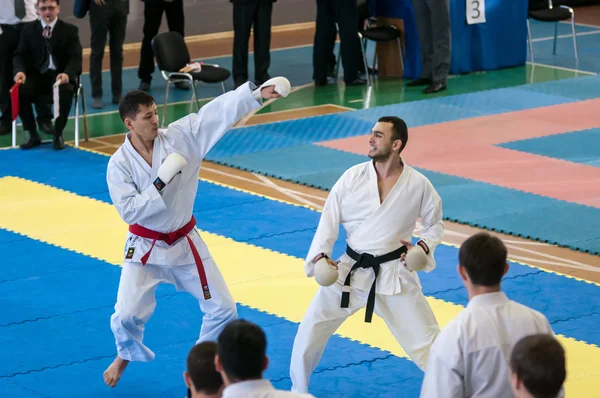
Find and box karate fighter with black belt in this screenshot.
[289,116,444,393]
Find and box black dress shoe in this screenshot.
[406,78,432,87]
[423,82,447,94]
[314,78,328,87]
[53,135,65,150]
[38,119,54,135]
[345,77,366,86]
[20,135,42,150]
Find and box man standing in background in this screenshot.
[230,0,276,89]
[138,0,189,91]
[408,0,451,94]
[88,0,129,109]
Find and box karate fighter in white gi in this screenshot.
[290,116,444,393]
[102,78,291,387]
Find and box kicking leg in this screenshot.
[104,261,164,387]
[169,257,237,343]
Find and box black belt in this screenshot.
[341,245,407,323]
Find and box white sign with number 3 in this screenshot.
[467,0,486,25]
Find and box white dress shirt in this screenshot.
[222,379,315,398]
[420,292,556,398]
[0,0,38,24]
[305,160,444,295]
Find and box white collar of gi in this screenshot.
[466,291,509,309]
[222,379,275,397]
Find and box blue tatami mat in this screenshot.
[2,149,600,345]
[498,128,600,167]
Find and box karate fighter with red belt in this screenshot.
[103,77,291,387]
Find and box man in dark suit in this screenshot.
[88,0,129,109]
[13,0,82,150]
[312,0,365,87]
[231,0,276,89]
[0,0,54,136]
[407,0,451,94]
[137,0,187,92]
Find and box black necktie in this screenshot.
[40,26,52,74]
[14,0,26,20]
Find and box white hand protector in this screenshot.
[260,77,291,97]
[404,246,429,272]
[314,257,339,286]
[154,153,187,192]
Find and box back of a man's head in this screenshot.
[217,319,267,381]
[510,334,566,398]
[459,232,508,286]
[185,341,223,397]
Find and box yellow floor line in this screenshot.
[0,176,598,395]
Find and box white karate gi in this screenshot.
[419,292,559,398]
[222,379,315,398]
[106,82,262,362]
[290,160,444,393]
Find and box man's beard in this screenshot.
[368,147,392,162]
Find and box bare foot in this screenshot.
[103,356,129,387]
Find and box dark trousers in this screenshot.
[411,0,451,83]
[19,71,74,137]
[313,0,361,83]
[89,0,128,99]
[138,0,184,84]
[232,0,273,86]
[0,24,51,127]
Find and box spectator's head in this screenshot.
[510,334,566,398]
[118,90,159,141]
[368,116,408,162]
[184,342,223,398]
[37,0,60,24]
[215,320,268,385]
[458,232,509,296]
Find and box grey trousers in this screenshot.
[411,0,451,83]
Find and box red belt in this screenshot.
[128,216,211,300]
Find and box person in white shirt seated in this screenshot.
[419,232,557,398]
[510,334,566,398]
[214,320,315,398]
[184,341,223,398]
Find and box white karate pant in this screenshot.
[109,256,237,362]
[290,277,440,393]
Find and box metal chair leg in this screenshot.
[75,85,80,147]
[358,33,371,87]
[396,37,405,73]
[162,81,170,128]
[221,81,226,93]
[335,41,341,80]
[527,19,534,63]
[192,81,200,112]
[81,89,88,142]
[571,16,579,60]
[553,22,559,55]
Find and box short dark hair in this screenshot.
[510,334,566,398]
[217,319,266,381]
[187,342,223,395]
[458,232,507,286]
[118,90,156,122]
[38,0,59,6]
[378,116,408,153]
